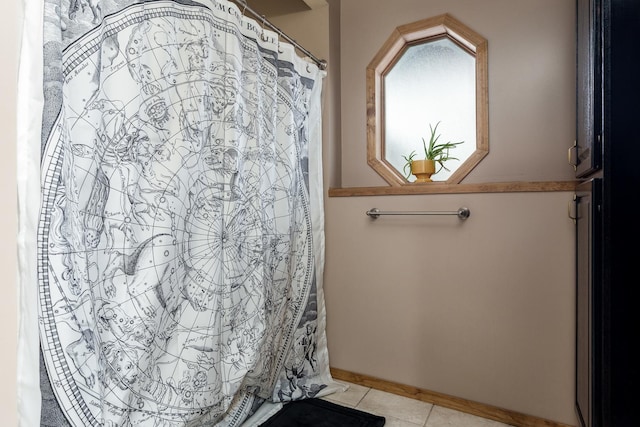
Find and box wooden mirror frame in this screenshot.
[366,14,489,186]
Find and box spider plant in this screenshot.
[402,121,464,179]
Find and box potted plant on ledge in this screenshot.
[402,121,464,182]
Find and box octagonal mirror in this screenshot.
[367,14,488,186]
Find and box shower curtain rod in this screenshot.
[232,0,328,70]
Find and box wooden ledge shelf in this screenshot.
[328,180,579,197]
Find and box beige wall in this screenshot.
[1,0,19,424]
[324,192,575,424]
[276,0,578,425]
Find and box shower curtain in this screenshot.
[17,0,340,425]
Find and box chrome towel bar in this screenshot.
[366,207,470,220]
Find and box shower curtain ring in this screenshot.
[260,15,268,41]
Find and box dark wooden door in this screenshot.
[575,179,602,427]
[575,1,640,426]
[575,0,602,178]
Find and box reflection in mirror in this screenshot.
[367,14,488,186]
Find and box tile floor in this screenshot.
[322,380,514,427]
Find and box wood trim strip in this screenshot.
[328,180,579,197]
[330,367,573,427]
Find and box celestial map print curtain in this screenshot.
[20,0,338,425]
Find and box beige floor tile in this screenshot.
[325,381,514,427]
[380,414,426,427]
[425,406,514,427]
[321,380,370,408]
[355,388,433,426]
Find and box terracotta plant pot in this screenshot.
[410,159,436,182]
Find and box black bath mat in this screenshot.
[260,398,386,426]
